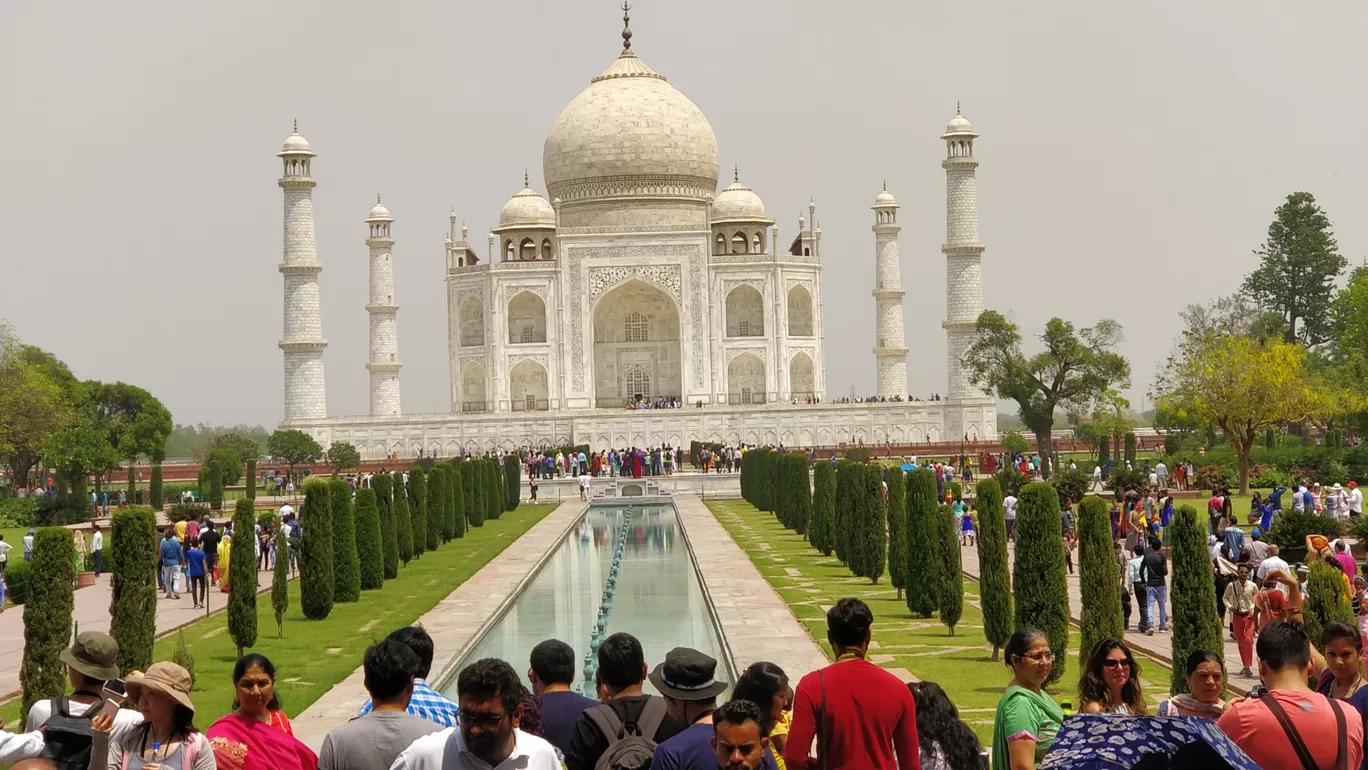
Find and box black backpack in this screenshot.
[39,696,104,770]
[586,697,668,770]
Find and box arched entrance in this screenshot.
[509,358,549,411]
[459,296,485,347]
[592,280,681,407]
[789,352,814,401]
[787,285,813,336]
[725,285,764,337]
[461,361,487,412]
[727,353,766,404]
[507,291,547,344]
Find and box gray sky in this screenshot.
[5,1,1366,427]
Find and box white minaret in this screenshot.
[278,122,328,423]
[941,106,988,402]
[872,184,908,399]
[365,196,402,417]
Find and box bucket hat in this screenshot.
[125,662,196,714]
[60,632,121,681]
[648,647,728,700]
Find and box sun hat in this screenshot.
[1333,483,1344,491]
[648,648,728,701]
[125,662,196,714]
[60,632,121,681]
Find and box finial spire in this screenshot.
[956,101,961,115]
[621,2,632,51]
[883,180,887,191]
[376,194,381,204]
[733,165,739,183]
[293,118,298,133]
[524,168,529,187]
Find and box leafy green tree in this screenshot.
[267,429,322,484]
[1012,482,1069,686]
[504,456,522,513]
[246,458,257,500]
[428,465,450,544]
[328,478,360,603]
[886,466,908,598]
[904,469,943,618]
[108,506,158,672]
[393,472,413,565]
[464,461,484,528]
[44,425,120,515]
[0,334,77,488]
[963,312,1131,479]
[326,442,361,476]
[228,499,258,657]
[1123,432,1137,464]
[272,529,289,638]
[1305,560,1357,651]
[1077,496,1123,665]
[853,464,886,583]
[1242,191,1347,346]
[484,460,502,523]
[810,461,836,556]
[83,381,173,493]
[299,479,334,619]
[976,479,1013,660]
[1168,504,1225,694]
[354,487,384,591]
[938,504,964,635]
[408,466,428,558]
[203,447,243,512]
[450,459,466,540]
[200,430,262,467]
[1002,432,1031,455]
[21,528,76,716]
[373,473,399,578]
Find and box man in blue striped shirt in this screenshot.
[358,626,460,727]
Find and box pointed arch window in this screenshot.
[624,312,649,342]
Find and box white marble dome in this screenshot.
[498,186,556,228]
[874,189,897,206]
[711,180,768,222]
[543,51,719,201]
[281,131,312,154]
[367,198,392,221]
[943,112,976,136]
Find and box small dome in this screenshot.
[874,189,897,206]
[711,180,768,222]
[943,110,976,138]
[497,187,556,229]
[367,198,392,221]
[281,131,312,154]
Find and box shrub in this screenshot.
[1266,510,1341,552]
[408,466,428,558]
[428,465,449,545]
[0,497,39,528]
[464,461,484,529]
[1123,432,1137,464]
[938,503,964,635]
[904,469,942,618]
[1251,465,1294,490]
[1050,469,1090,506]
[22,527,75,716]
[299,479,334,620]
[504,456,521,513]
[1077,496,1123,665]
[450,460,466,540]
[208,472,224,511]
[228,499,258,657]
[149,464,164,511]
[1168,504,1225,694]
[843,446,870,464]
[1104,467,1148,494]
[4,559,31,605]
[354,487,384,591]
[1002,432,1031,455]
[373,473,399,579]
[1305,561,1356,650]
[272,526,289,638]
[172,628,195,688]
[246,459,257,500]
[393,472,413,565]
[484,460,502,523]
[886,467,907,597]
[166,502,208,524]
[810,461,836,556]
[854,463,886,584]
[109,506,158,672]
[1193,464,1235,492]
[1012,482,1069,686]
[329,477,360,603]
[994,468,1030,496]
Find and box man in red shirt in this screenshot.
[783,598,919,770]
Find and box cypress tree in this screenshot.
[886,466,907,598]
[751,449,773,512]
[1078,496,1123,665]
[354,487,384,591]
[451,460,466,540]
[127,464,137,504]
[109,506,157,673]
[21,528,76,717]
[904,469,942,618]
[834,461,856,564]
[393,472,413,565]
[466,461,485,528]
[409,466,428,558]
[329,477,360,603]
[149,463,164,511]
[374,473,399,579]
[938,503,964,634]
[228,499,258,657]
[246,458,257,500]
[484,461,501,522]
[855,464,886,584]
[810,461,836,556]
[1305,560,1357,651]
[271,527,289,638]
[739,448,752,505]
[428,466,449,545]
[1124,431,1137,464]
[208,466,224,511]
[1169,504,1226,694]
[788,454,813,536]
[504,455,522,512]
[299,479,334,619]
[1013,482,1069,686]
[976,479,1013,660]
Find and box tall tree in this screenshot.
[325,442,361,476]
[21,528,76,717]
[271,530,289,638]
[0,335,77,487]
[1012,483,1069,686]
[1241,191,1347,346]
[82,381,172,496]
[450,459,466,540]
[938,504,964,635]
[354,487,384,591]
[963,312,1130,479]
[393,472,413,565]
[1168,505,1225,694]
[1077,496,1123,664]
[483,460,502,523]
[810,461,836,556]
[299,479,334,619]
[503,455,522,513]
[228,500,258,657]
[834,461,856,565]
[904,469,942,618]
[109,507,157,672]
[409,466,428,558]
[43,425,120,514]
[373,473,400,578]
[854,464,886,584]
[976,479,1013,660]
[886,467,908,598]
[267,429,322,484]
[328,477,360,603]
[428,465,450,543]
[1304,561,1356,651]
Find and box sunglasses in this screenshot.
[1102,659,1130,670]
[461,711,509,729]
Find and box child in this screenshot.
[1064,530,1077,574]
[0,572,6,613]
[959,499,974,546]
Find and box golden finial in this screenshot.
[621,2,632,51]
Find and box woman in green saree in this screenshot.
[992,627,1066,770]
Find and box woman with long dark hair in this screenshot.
[732,662,793,768]
[910,681,986,770]
[207,654,317,770]
[1078,639,1146,715]
[1155,649,1226,718]
[991,627,1065,770]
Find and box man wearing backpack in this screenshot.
[24,631,143,768]
[566,633,685,770]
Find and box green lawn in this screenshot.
[707,500,1172,744]
[0,503,555,728]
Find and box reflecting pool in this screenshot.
[443,503,729,698]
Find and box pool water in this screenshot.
[443,503,730,698]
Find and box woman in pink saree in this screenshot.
[207,653,317,770]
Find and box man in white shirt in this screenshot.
[390,658,560,770]
[279,502,295,519]
[1091,465,1103,492]
[1256,544,1292,597]
[1155,461,1169,489]
[1350,481,1364,518]
[0,535,11,576]
[90,523,104,576]
[579,473,591,501]
[1293,484,1308,513]
[1003,493,1019,541]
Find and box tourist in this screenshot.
[207,654,318,769]
[529,477,538,502]
[579,471,590,501]
[200,521,221,586]
[0,534,11,576]
[23,529,34,562]
[316,640,441,770]
[357,627,461,727]
[648,647,738,769]
[0,725,43,764]
[1314,621,1368,722]
[527,639,597,757]
[784,598,918,770]
[1003,490,1018,541]
[909,681,985,770]
[390,657,561,770]
[25,632,141,744]
[1218,619,1365,769]
[1142,535,1169,635]
[1115,540,1132,630]
[958,498,974,547]
[1077,639,1146,714]
[89,524,103,576]
[1155,650,1227,717]
[1351,481,1364,519]
[160,528,183,600]
[1334,541,1359,581]
[1247,528,1270,570]
[1257,544,1291,594]
[186,537,208,610]
[730,662,791,769]
[1224,562,1258,677]
[1127,548,1149,634]
[91,662,214,770]
[709,699,770,770]
[566,632,682,770]
[990,628,1064,770]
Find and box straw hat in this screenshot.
[125,662,196,713]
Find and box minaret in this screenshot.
[365,196,402,417]
[278,122,328,423]
[941,105,987,402]
[872,184,908,399]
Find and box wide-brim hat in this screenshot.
[125,662,196,714]
[648,647,728,701]
[60,632,121,681]
[1333,483,1344,491]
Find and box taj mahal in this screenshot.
[275,11,996,458]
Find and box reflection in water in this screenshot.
[444,504,727,699]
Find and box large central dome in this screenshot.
[543,47,720,203]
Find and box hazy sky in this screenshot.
[5,1,1366,428]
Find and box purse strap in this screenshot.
[818,669,829,770]
[1259,693,1347,770]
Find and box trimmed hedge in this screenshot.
[374,473,399,579]
[810,461,836,556]
[1305,560,1356,655]
[886,467,907,597]
[354,487,384,591]
[504,456,522,513]
[228,499,258,656]
[329,477,360,603]
[272,526,289,638]
[300,479,335,620]
[246,458,257,500]
[21,527,76,717]
[450,459,466,540]
[1169,504,1226,694]
[904,469,942,618]
[1013,482,1069,686]
[409,466,428,558]
[464,461,484,528]
[854,463,886,583]
[110,506,158,673]
[484,460,502,523]
[1078,496,1123,665]
[393,472,413,566]
[938,503,963,634]
[428,465,449,545]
